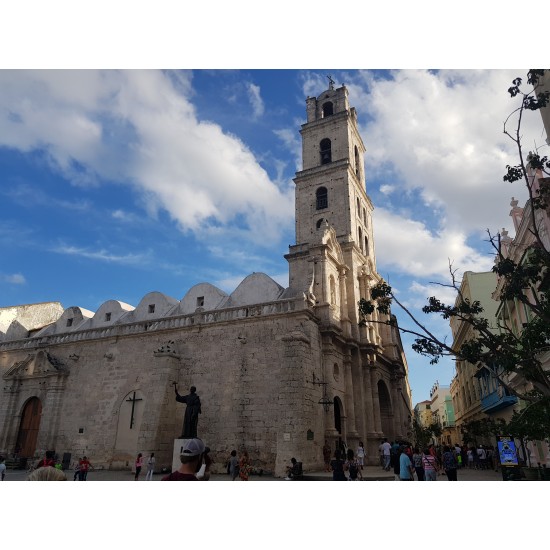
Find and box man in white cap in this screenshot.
[162,438,211,481]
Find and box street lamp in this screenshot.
[311,373,334,412]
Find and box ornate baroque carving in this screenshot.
[153,340,181,359]
[3,350,67,379]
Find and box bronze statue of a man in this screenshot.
[175,385,201,439]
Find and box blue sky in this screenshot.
[1,69,548,405]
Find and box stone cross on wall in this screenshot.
[126,391,143,429]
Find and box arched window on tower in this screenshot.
[320,139,332,165]
[356,198,361,217]
[363,208,367,225]
[364,236,369,256]
[322,102,334,117]
[316,218,328,229]
[316,187,328,210]
[354,145,360,177]
[358,227,363,253]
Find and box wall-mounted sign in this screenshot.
[283,433,290,441]
[497,436,519,467]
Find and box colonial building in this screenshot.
[428,382,457,446]
[449,270,509,446]
[0,83,412,476]
[414,400,432,428]
[492,161,550,466]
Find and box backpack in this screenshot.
[349,461,358,480]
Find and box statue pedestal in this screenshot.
[171,439,206,478]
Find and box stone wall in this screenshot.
[0,299,330,476]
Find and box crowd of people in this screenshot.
[8,438,503,481]
[378,438,500,481]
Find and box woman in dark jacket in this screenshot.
[330,449,346,481]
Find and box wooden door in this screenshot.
[16,397,42,457]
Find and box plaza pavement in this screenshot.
[2,464,507,481]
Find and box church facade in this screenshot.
[0,84,412,476]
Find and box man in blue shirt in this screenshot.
[399,447,414,481]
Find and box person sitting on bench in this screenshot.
[285,457,302,480]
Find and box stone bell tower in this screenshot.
[286,80,380,341]
[285,80,410,461]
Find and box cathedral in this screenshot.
[0,83,412,477]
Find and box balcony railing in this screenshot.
[480,390,518,413]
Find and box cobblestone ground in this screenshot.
[2,465,513,481]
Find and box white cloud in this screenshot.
[351,69,547,236]
[1,273,26,284]
[2,183,91,211]
[301,72,330,99]
[51,244,149,265]
[379,184,395,195]
[274,125,302,171]
[373,207,494,279]
[407,281,459,310]
[0,70,294,249]
[246,82,264,118]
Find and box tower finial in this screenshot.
[327,74,335,90]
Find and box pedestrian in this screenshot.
[356,441,366,470]
[399,446,414,481]
[381,438,391,471]
[378,439,385,468]
[486,445,495,470]
[0,456,6,481]
[323,441,332,472]
[422,448,438,481]
[390,440,400,471]
[228,450,240,480]
[73,458,81,481]
[145,453,155,481]
[478,445,487,470]
[461,446,468,469]
[454,443,462,462]
[391,447,408,481]
[345,449,362,481]
[330,449,347,481]
[161,438,210,481]
[79,456,93,481]
[442,446,458,481]
[239,449,251,481]
[412,446,425,481]
[36,450,56,469]
[467,447,474,469]
[134,453,143,480]
[339,439,348,460]
[404,443,414,465]
[472,446,480,469]
[285,457,302,480]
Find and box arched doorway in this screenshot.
[377,380,393,438]
[16,397,42,458]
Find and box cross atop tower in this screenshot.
[327,74,335,90]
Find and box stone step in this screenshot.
[300,468,395,481]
